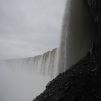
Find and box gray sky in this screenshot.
[0,0,66,59]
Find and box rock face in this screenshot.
[33,0,101,101]
[33,45,101,101]
[88,0,101,45]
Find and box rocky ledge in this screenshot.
[33,44,101,101]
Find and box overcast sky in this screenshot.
[0,0,66,60]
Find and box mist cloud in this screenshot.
[0,61,51,101]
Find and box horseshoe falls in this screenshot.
[0,0,96,101]
[1,48,57,78]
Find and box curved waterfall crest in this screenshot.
[0,48,57,78]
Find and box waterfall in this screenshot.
[0,0,97,78]
[0,48,57,78]
[57,0,96,74]
[0,48,57,101]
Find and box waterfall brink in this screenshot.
[57,0,96,74]
[1,48,57,78]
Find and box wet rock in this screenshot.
[46,81,52,89]
[33,44,101,101]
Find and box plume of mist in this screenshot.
[0,62,50,101]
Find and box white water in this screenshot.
[57,0,96,74]
[1,48,57,78]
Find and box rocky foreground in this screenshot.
[33,44,101,101]
[33,0,101,101]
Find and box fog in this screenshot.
[0,62,51,101]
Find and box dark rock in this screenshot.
[46,81,52,89]
[33,45,101,101]
[88,0,101,45]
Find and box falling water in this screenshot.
[57,0,96,74]
[1,48,57,78]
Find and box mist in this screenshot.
[0,61,51,101]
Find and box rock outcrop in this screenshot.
[88,0,101,45]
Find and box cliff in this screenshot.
[33,0,101,101]
[88,0,101,45]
